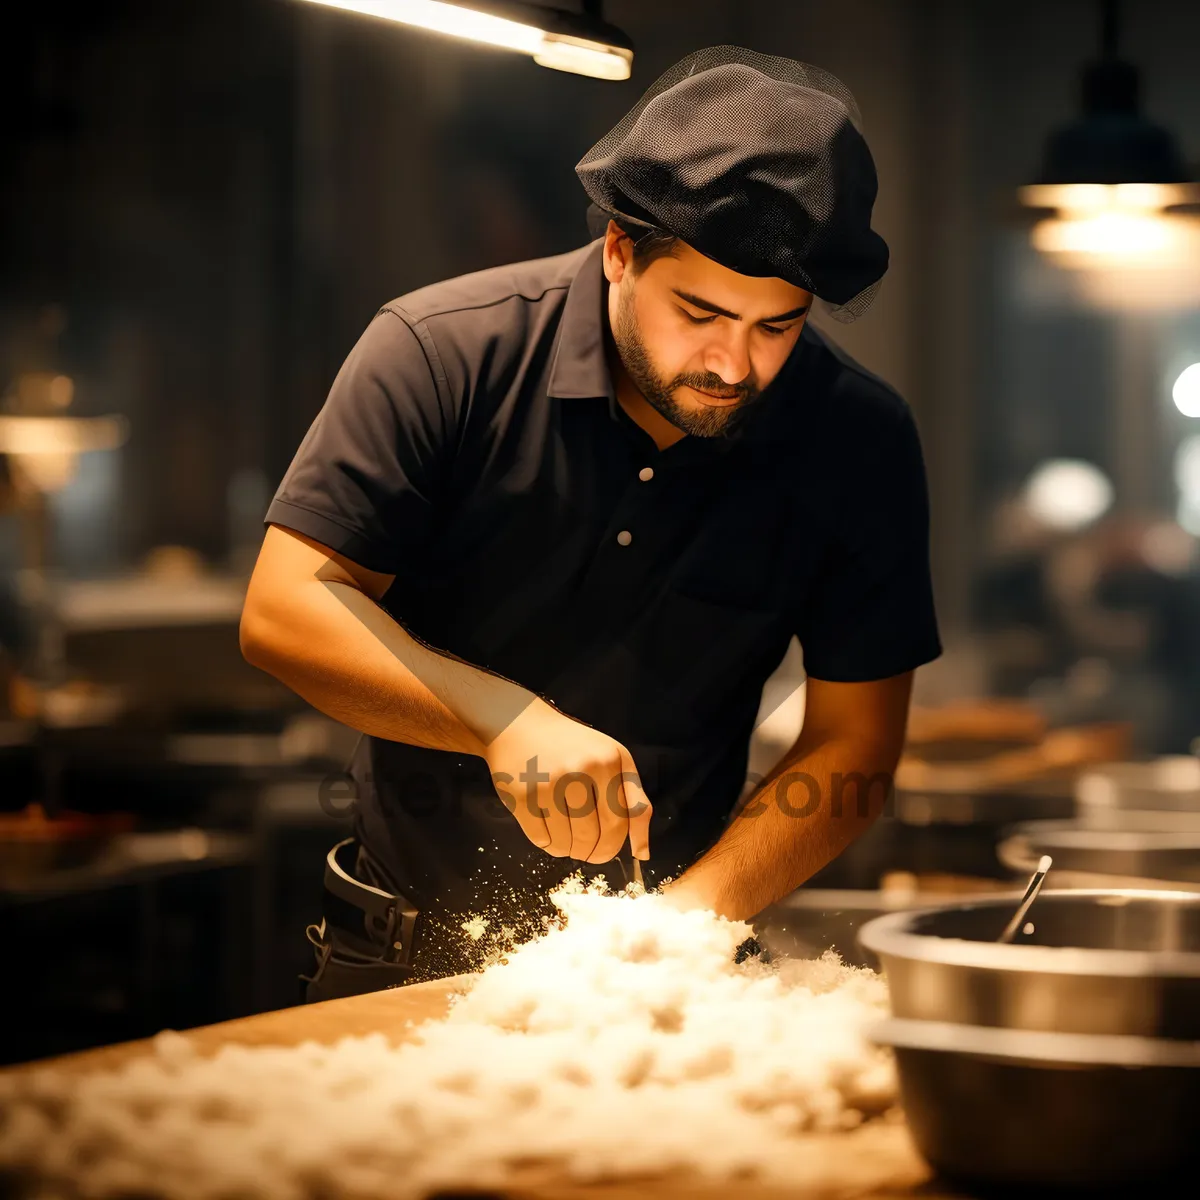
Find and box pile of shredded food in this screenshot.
[0,879,896,1199]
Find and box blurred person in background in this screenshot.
[973,490,1066,690]
[976,498,1200,754]
[241,49,941,1000]
[1086,517,1200,754]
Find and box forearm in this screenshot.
[241,575,541,757]
[667,732,898,921]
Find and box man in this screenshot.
[241,47,941,1000]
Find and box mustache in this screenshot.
[670,372,758,402]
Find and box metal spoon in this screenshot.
[617,842,646,890]
[998,854,1053,943]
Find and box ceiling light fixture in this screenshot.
[1018,0,1200,269]
[295,0,633,80]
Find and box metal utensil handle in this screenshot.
[998,854,1053,943]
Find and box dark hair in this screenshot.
[614,218,680,271]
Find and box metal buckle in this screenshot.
[324,838,420,967]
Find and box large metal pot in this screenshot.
[871,1018,1200,1189]
[858,889,1200,1038]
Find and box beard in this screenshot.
[612,284,762,439]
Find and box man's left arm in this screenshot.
[665,396,941,919]
[662,671,912,920]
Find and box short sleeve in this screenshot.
[796,403,942,682]
[264,309,452,574]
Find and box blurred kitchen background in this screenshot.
[4,0,1200,1063]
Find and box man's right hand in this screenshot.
[482,698,651,864]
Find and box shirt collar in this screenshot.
[546,239,614,401]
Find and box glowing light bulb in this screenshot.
[1022,459,1113,532]
[1021,182,1200,270]
[1172,363,1200,418]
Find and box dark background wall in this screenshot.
[3,0,1199,634]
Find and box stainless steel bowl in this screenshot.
[1076,756,1200,819]
[858,889,1200,1037]
[999,819,1200,883]
[872,1018,1200,1189]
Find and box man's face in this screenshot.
[603,225,812,438]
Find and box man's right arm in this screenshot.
[242,522,515,757]
[239,523,650,861]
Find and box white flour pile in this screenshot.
[0,880,896,1199]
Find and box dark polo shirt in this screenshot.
[264,238,942,911]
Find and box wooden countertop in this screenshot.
[7,978,970,1200]
[13,975,474,1076]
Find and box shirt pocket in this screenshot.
[665,491,792,612]
[631,586,787,745]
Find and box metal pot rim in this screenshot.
[858,888,1200,977]
[869,1017,1200,1067]
[1005,819,1200,851]
[1080,756,1200,790]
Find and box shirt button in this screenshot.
[638,467,654,482]
[616,530,633,546]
